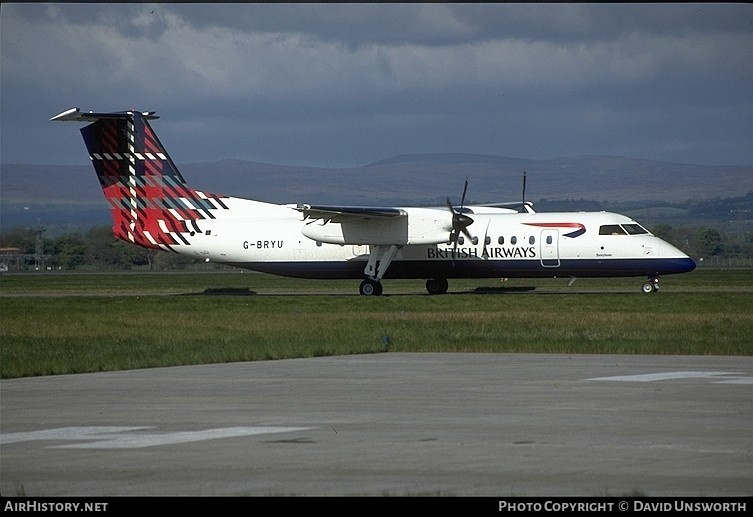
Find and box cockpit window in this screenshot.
[599,225,627,235]
[622,224,649,235]
[599,224,650,235]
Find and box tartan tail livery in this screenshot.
[50,107,230,251]
[53,107,695,296]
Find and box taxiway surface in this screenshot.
[1,353,751,496]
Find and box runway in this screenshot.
[1,353,751,497]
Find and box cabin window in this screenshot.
[498,236,504,245]
[546,235,553,245]
[623,224,649,235]
[529,236,535,245]
[472,236,479,245]
[485,236,491,246]
[458,236,465,245]
[511,236,518,245]
[599,225,627,235]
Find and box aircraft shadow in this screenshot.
[194,287,258,296]
[176,285,659,297]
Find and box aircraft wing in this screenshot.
[294,204,457,246]
[295,204,406,222]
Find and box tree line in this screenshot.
[0,223,751,272]
[0,226,196,271]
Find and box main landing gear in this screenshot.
[641,276,660,294]
[358,278,449,296]
[425,278,449,295]
[359,244,399,296]
[359,277,449,296]
[358,245,451,296]
[359,278,383,296]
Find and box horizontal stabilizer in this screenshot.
[50,107,159,122]
[478,201,536,213]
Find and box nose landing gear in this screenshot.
[641,276,660,294]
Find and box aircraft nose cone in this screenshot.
[679,257,696,273]
[661,256,696,274]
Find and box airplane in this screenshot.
[51,107,696,295]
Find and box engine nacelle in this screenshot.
[302,207,453,246]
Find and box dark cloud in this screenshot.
[2,3,752,168]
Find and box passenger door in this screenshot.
[540,229,560,267]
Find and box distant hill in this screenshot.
[2,154,752,230]
[184,154,749,206]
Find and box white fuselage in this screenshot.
[178,197,695,281]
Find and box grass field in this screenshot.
[1,269,752,378]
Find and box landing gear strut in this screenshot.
[641,276,660,294]
[359,245,400,296]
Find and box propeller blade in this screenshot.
[457,213,474,232]
[481,220,491,257]
[446,180,475,249]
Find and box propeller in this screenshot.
[481,219,491,257]
[446,178,474,249]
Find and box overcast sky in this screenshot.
[2,2,752,168]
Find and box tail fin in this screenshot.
[51,108,228,250]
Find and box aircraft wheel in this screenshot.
[360,279,383,296]
[641,281,657,294]
[426,278,449,295]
